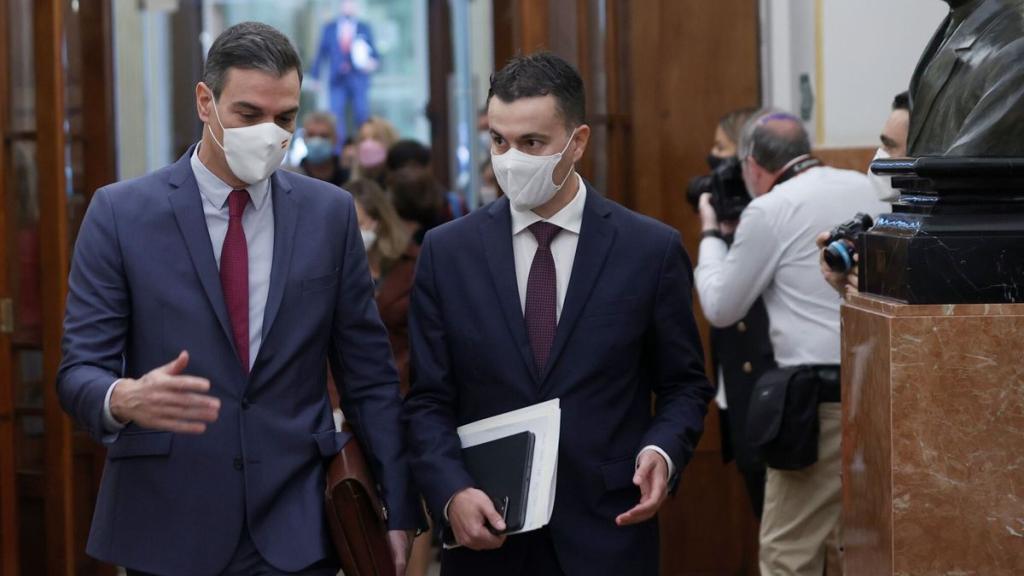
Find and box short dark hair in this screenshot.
[388,166,443,227]
[745,112,812,172]
[488,52,586,127]
[892,91,910,112]
[203,22,303,98]
[387,140,432,172]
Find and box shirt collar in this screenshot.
[190,142,272,211]
[510,172,587,236]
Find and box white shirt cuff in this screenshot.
[102,379,128,432]
[638,445,675,480]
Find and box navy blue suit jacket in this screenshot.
[57,149,420,575]
[311,18,378,84]
[403,188,713,575]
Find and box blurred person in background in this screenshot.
[817,90,912,297]
[296,111,350,186]
[389,164,445,245]
[349,177,434,575]
[696,107,774,520]
[387,139,468,219]
[310,0,379,146]
[359,115,401,148]
[479,158,500,205]
[353,116,400,186]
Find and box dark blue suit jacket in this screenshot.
[57,149,420,575]
[403,188,713,575]
[311,18,378,84]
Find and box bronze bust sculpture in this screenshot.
[860,0,1024,304]
[908,0,1024,156]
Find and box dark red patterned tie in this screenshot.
[221,189,250,373]
[525,222,562,375]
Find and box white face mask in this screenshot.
[491,128,577,212]
[867,148,899,203]
[206,89,293,185]
[360,228,377,250]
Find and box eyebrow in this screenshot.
[232,101,299,117]
[880,134,898,148]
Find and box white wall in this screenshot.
[761,0,947,148]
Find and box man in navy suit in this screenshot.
[403,52,714,576]
[58,22,419,576]
[311,0,379,145]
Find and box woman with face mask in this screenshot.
[348,176,431,574]
[701,108,775,521]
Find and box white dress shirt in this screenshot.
[695,166,888,367]
[509,173,675,478]
[102,144,276,431]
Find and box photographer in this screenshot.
[818,91,911,297]
[694,111,885,576]
[688,108,773,519]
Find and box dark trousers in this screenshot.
[329,74,371,145]
[441,528,565,576]
[127,524,337,576]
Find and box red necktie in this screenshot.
[525,222,562,375]
[221,189,250,372]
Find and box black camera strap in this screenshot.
[771,155,823,190]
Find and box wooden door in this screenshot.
[1,0,116,574]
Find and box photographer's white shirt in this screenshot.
[695,166,887,368]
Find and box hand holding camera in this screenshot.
[817,213,874,297]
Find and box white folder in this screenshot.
[446,399,561,546]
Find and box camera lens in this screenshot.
[824,240,854,273]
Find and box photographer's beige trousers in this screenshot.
[759,403,843,576]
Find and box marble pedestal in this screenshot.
[841,294,1024,575]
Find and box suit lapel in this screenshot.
[540,186,615,387]
[480,198,538,384]
[255,172,297,361]
[167,148,237,358]
[908,3,999,152]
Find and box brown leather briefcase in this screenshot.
[324,425,395,576]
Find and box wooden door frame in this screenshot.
[34,1,76,574]
[0,0,22,571]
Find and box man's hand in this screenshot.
[615,451,669,526]
[448,487,507,550]
[816,231,859,298]
[109,351,220,434]
[386,529,414,576]
[698,193,720,233]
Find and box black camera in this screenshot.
[823,213,874,273]
[686,157,751,222]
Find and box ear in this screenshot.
[571,124,591,163]
[196,82,214,124]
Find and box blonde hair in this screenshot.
[346,178,409,267]
[357,116,400,148]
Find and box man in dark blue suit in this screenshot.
[311,0,379,145]
[58,22,419,576]
[403,52,714,576]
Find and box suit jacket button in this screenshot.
[233,458,244,471]
[737,321,748,333]
[242,398,251,410]
[742,362,753,374]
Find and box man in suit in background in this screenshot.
[311,0,379,145]
[58,22,419,576]
[403,52,714,576]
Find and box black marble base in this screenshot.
[861,157,1024,305]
